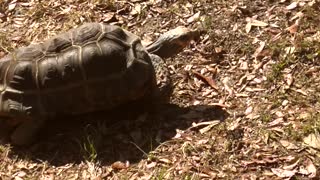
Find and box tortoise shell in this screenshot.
[0,23,155,119]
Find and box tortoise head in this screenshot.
[146,26,202,59]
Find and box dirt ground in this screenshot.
[0,0,319,179]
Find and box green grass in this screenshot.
[82,135,98,162]
[300,113,320,136]
[77,124,103,162]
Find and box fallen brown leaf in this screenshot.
[250,19,268,27]
[279,140,299,150]
[287,23,298,34]
[187,11,200,23]
[8,2,17,11]
[283,159,300,170]
[193,71,219,90]
[102,12,116,22]
[303,132,320,149]
[253,41,266,58]
[305,159,317,178]
[111,161,129,170]
[271,168,297,178]
[286,2,298,10]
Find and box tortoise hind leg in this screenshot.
[10,117,45,146]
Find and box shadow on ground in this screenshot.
[8,103,228,166]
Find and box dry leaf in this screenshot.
[245,87,266,92]
[303,132,320,149]
[253,41,266,58]
[287,23,298,34]
[193,71,219,90]
[283,159,300,170]
[298,112,311,120]
[130,4,142,15]
[271,32,282,41]
[271,168,297,178]
[251,19,268,27]
[245,22,252,33]
[285,46,296,55]
[158,158,171,164]
[267,118,284,127]
[146,162,157,169]
[111,161,129,170]
[305,31,320,42]
[290,12,304,21]
[222,77,233,95]
[239,61,248,70]
[282,100,289,106]
[305,159,317,178]
[8,2,17,11]
[284,73,293,88]
[245,106,253,115]
[292,88,308,96]
[286,2,298,10]
[103,12,115,22]
[270,127,285,133]
[199,121,220,134]
[187,11,200,23]
[286,18,301,34]
[280,140,299,150]
[192,120,220,129]
[275,111,284,118]
[13,171,27,178]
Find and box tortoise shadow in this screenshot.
[9,103,229,166]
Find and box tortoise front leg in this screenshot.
[10,117,45,146]
[0,119,15,144]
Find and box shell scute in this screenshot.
[8,61,37,90]
[44,33,72,54]
[72,23,102,45]
[15,44,44,61]
[82,40,127,79]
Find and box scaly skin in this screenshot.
[147,26,202,100]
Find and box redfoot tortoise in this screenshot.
[0,22,200,145]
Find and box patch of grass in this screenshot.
[202,15,213,32]
[300,113,320,136]
[26,1,56,22]
[300,4,320,30]
[181,141,197,156]
[267,56,291,82]
[0,32,14,53]
[284,124,302,141]
[295,41,320,65]
[265,40,298,83]
[82,135,98,162]
[77,124,104,162]
[0,145,8,153]
[260,112,272,123]
[93,0,116,10]
[284,112,320,141]
[151,167,169,180]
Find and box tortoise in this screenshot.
[0,22,201,145]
